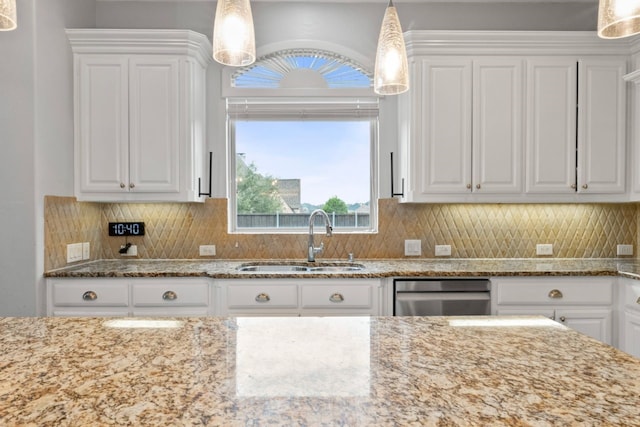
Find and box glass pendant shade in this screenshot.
[597,0,640,39]
[213,0,256,67]
[374,0,409,95]
[0,0,17,31]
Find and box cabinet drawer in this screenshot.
[52,280,129,307]
[301,284,372,309]
[624,281,640,311]
[132,282,209,307]
[496,278,613,305]
[227,285,298,309]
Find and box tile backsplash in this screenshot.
[44,196,638,271]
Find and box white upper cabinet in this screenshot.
[68,29,211,202]
[525,58,577,194]
[399,57,522,200]
[397,31,629,203]
[577,58,627,194]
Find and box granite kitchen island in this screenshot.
[1,315,639,426]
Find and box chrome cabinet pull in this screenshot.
[329,293,345,303]
[559,316,566,322]
[548,289,563,299]
[255,293,270,303]
[162,291,177,301]
[82,291,97,301]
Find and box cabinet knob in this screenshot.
[129,183,135,189]
[559,316,566,322]
[162,290,178,301]
[82,291,97,301]
[466,184,472,189]
[548,289,563,299]
[255,293,270,303]
[329,293,345,303]
[636,296,640,305]
[120,183,126,189]
[570,183,576,189]
[582,184,588,189]
[476,184,481,190]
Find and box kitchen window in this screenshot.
[225,49,379,233]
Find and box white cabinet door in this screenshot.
[76,55,129,194]
[525,58,577,193]
[622,311,640,358]
[577,57,626,194]
[416,58,472,195]
[556,308,612,344]
[472,59,523,194]
[128,56,181,194]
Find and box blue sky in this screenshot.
[236,121,370,206]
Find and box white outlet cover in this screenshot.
[82,242,90,260]
[200,245,216,256]
[536,244,553,256]
[435,244,452,256]
[404,240,421,256]
[617,244,633,256]
[121,244,138,256]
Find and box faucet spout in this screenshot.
[308,209,333,262]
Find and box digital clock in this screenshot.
[108,222,145,236]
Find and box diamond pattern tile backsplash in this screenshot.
[44,196,638,271]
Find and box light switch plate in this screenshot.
[404,240,421,256]
[66,243,83,263]
[435,244,452,256]
[536,243,553,256]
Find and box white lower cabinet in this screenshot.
[217,279,382,316]
[620,278,640,358]
[492,276,614,345]
[47,278,213,317]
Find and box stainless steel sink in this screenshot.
[309,266,364,272]
[236,265,309,272]
[236,263,364,273]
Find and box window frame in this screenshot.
[227,99,379,234]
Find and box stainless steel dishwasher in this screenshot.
[394,278,491,316]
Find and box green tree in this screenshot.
[237,162,282,214]
[323,196,348,214]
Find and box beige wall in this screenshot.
[44,196,638,271]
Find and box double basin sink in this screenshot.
[237,262,365,273]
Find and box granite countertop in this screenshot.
[44,257,640,279]
[1,315,639,425]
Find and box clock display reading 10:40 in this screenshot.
[108,222,145,236]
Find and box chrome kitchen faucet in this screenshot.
[308,209,333,262]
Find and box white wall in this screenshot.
[0,0,94,316]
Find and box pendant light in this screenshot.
[597,0,640,39]
[212,0,256,67]
[374,0,409,95]
[0,0,17,31]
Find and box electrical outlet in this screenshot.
[121,244,137,256]
[82,242,90,260]
[435,244,452,256]
[404,240,421,256]
[617,244,633,256]
[66,243,83,263]
[536,244,553,256]
[199,245,216,256]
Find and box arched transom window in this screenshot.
[230,49,372,89]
